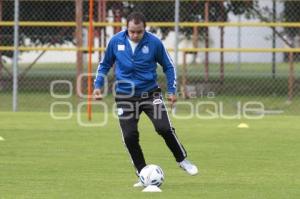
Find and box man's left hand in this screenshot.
[167,94,177,110]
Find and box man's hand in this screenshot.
[93,89,103,100]
[167,94,177,110]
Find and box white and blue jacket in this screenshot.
[94,30,177,96]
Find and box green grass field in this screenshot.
[1,112,299,199]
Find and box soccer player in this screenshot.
[93,12,198,187]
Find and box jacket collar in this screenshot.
[123,29,149,45]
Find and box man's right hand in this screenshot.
[93,89,103,100]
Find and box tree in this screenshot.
[284,1,300,61]
[247,0,300,61]
[0,1,76,58]
[284,1,300,39]
[0,0,257,59]
[124,0,255,39]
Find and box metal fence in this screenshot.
[0,0,299,115]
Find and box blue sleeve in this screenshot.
[94,39,115,89]
[156,41,177,94]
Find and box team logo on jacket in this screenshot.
[142,45,149,54]
[118,44,125,51]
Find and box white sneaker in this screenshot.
[179,159,198,175]
[133,180,143,187]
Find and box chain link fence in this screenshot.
[0,0,299,115]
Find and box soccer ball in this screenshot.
[139,164,164,187]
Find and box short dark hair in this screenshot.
[126,12,147,28]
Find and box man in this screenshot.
[93,12,198,187]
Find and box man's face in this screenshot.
[127,21,145,43]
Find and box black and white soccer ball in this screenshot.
[139,164,165,187]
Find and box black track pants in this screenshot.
[116,90,187,173]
